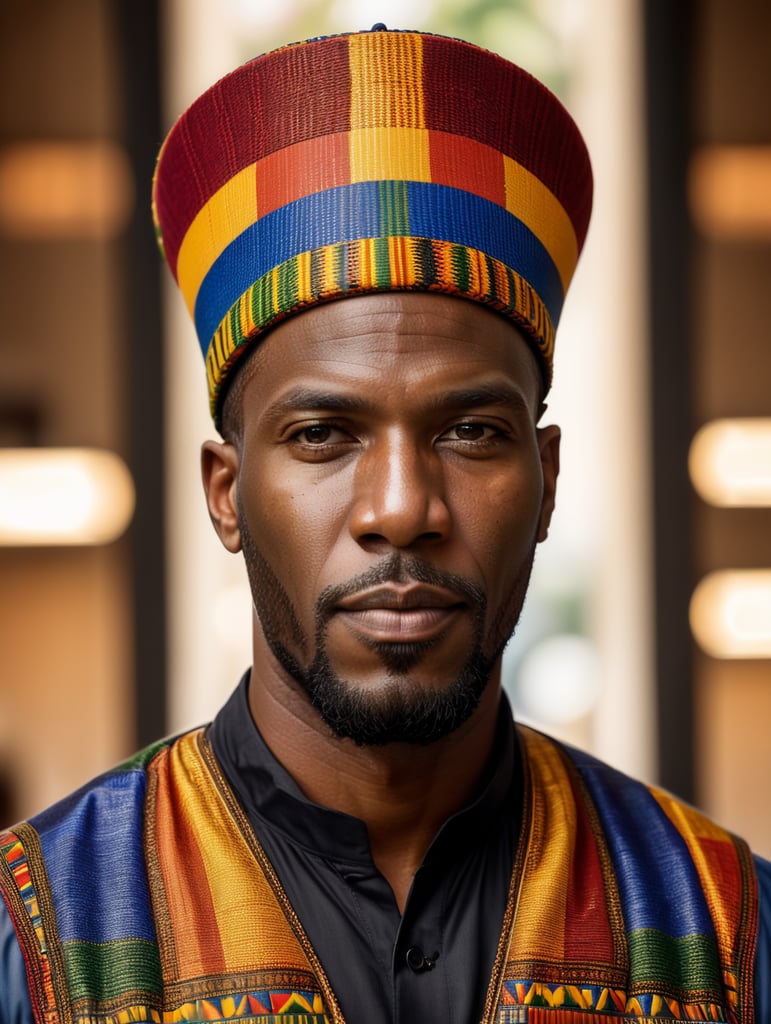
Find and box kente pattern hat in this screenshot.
[153,28,593,424]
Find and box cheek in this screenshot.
[241,470,351,599]
[452,464,544,569]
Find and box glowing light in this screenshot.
[689,146,771,239]
[516,634,601,725]
[689,419,771,507]
[690,570,771,659]
[0,449,135,546]
[0,141,133,239]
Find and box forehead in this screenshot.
[238,292,543,417]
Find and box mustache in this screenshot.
[315,554,486,621]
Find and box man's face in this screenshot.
[206,292,560,746]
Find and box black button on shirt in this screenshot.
[208,675,522,1024]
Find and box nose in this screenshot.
[348,434,452,550]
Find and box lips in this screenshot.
[335,585,466,641]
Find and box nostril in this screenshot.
[358,532,387,546]
[357,530,444,552]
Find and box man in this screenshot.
[1,26,768,1024]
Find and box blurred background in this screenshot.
[0,0,769,855]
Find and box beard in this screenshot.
[238,511,536,746]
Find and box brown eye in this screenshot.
[302,424,333,444]
[453,423,487,441]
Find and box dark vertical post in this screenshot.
[643,1,695,800]
[114,1,167,745]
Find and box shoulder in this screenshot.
[518,725,767,1020]
[7,731,204,933]
[754,854,771,1023]
[519,724,748,850]
[0,731,202,1018]
[519,724,760,897]
[24,731,198,850]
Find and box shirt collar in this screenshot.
[208,671,520,867]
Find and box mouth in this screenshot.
[335,585,466,642]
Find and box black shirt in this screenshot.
[208,674,522,1024]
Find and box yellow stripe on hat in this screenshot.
[349,31,425,129]
[359,237,374,289]
[238,289,254,341]
[503,155,578,294]
[176,164,257,316]
[387,236,408,286]
[350,126,431,184]
[296,249,312,302]
[318,245,336,294]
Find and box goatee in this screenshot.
[238,514,535,746]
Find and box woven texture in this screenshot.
[499,730,759,1023]
[152,29,593,423]
[0,727,758,1023]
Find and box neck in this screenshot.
[247,649,503,913]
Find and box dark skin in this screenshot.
[202,292,560,911]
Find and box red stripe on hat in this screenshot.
[421,35,592,247]
[156,35,353,274]
[428,129,506,208]
[256,131,351,218]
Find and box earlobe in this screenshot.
[201,440,242,553]
[536,424,561,543]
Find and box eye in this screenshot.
[288,421,356,453]
[451,423,490,441]
[299,424,336,445]
[440,421,498,443]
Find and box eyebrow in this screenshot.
[425,384,532,416]
[263,387,372,424]
[263,381,532,424]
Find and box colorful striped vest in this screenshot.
[0,726,759,1024]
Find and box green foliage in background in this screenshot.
[228,0,568,97]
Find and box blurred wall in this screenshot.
[0,0,132,818]
[0,0,159,820]
[645,0,770,856]
[688,0,771,853]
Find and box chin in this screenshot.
[305,655,494,747]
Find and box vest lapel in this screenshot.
[145,729,344,1022]
[484,727,754,1024]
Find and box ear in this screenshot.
[201,440,242,553]
[536,424,561,543]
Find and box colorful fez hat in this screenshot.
[152,27,593,425]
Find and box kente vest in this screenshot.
[0,726,759,1024]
